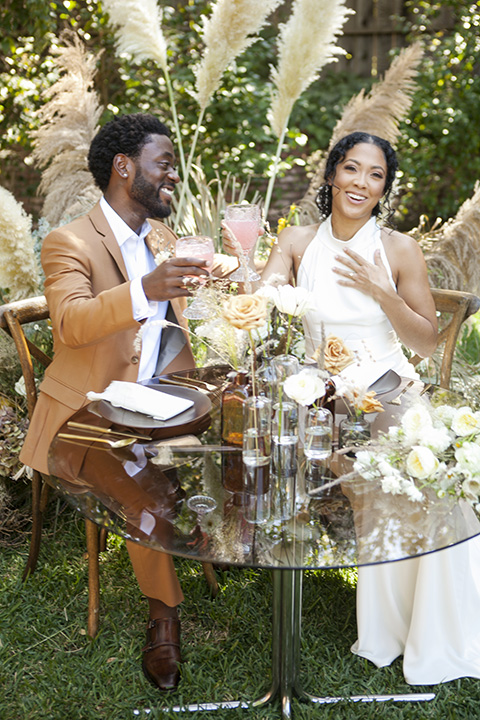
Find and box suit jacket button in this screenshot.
[131,355,139,364]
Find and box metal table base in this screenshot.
[135,569,435,719]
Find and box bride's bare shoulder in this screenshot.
[277,222,320,251]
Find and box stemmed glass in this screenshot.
[224,204,262,282]
[175,235,215,319]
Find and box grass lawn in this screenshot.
[1,489,480,720]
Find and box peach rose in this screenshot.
[222,294,268,331]
[319,335,355,374]
[358,390,384,414]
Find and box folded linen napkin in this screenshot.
[86,381,194,421]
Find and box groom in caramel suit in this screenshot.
[20,113,232,691]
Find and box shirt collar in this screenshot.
[100,196,152,247]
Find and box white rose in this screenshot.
[406,446,439,480]
[451,406,480,436]
[432,404,456,428]
[283,369,325,406]
[274,284,314,317]
[455,441,480,472]
[417,425,452,454]
[401,404,433,444]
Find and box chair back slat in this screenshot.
[410,288,480,389]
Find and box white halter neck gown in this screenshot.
[297,216,418,386]
[297,215,480,685]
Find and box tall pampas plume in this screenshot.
[101,0,167,69]
[297,42,424,224]
[195,0,283,111]
[102,0,186,178]
[264,0,353,218]
[0,187,40,301]
[419,182,480,296]
[174,0,282,232]
[31,30,103,228]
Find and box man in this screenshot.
[20,113,230,691]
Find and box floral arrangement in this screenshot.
[353,399,480,510]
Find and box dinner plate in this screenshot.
[367,369,401,396]
[89,382,212,437]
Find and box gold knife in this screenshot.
[67,421,151,441]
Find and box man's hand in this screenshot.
[142,257,211,301]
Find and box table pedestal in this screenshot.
[138,569,435,719]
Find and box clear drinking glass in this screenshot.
[224,204,262,282]
[243,396,272,468]
[175,235,215,319]
[304,407,333,462]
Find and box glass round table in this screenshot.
[47,368,480,717]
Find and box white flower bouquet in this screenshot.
[353,399,480,510]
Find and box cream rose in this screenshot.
[401,403,433,444]
[455,441,480,472]
[319,335,355,374]
[451,406,480,437]
[222,294,268,331]
[283,369,325,407]
[273,284,313,317]
[406,445,439,480]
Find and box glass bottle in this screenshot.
[220,370,252,446]
[338,414,371,456]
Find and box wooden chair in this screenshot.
[0,295,218,638]
[410,288,480,389]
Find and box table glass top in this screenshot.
[48,367,480,570]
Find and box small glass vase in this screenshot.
[272,400,298,476]
[338,414,371,455]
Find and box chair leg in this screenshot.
[85,519,100,638]
[22,469,46,580]
[201,561,219,597]
[98,527,108,553]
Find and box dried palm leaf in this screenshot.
[31,30,102,228]
[296,42,424,224]
[420,182,480,295]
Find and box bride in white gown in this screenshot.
[223,131,480,684]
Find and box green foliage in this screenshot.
[396,1,480,229]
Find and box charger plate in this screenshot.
[89,382,212,438]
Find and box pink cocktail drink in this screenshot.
[176,236,214,285]
[224,219,259,253]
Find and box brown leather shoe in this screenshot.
[141,617,181,691]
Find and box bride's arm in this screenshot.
[334,231,437,358]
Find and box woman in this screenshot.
[259,131,437,385]
[223,132,480,685]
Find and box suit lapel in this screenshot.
[87,202,129,281]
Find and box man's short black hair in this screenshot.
[88,113,171,192]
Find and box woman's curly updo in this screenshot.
[315,132,398,225]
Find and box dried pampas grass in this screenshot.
[31,31,102,228]
[0,186,40,301]
[195,0,282,110]
[419,182,480,295]
[269,0,353,139]
[296,42,424,224]
[102,0,167,69]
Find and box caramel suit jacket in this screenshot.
[20,201,198,476]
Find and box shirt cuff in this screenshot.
[130,276,158,321]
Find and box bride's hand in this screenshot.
[333,248,394,302]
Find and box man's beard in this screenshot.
[130,172,172,219]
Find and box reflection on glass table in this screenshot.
[47,368,480,717]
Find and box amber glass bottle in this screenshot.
[220,370,252,445]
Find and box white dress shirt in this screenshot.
[100,197,168,381]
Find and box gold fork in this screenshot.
[386,379,415,406]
